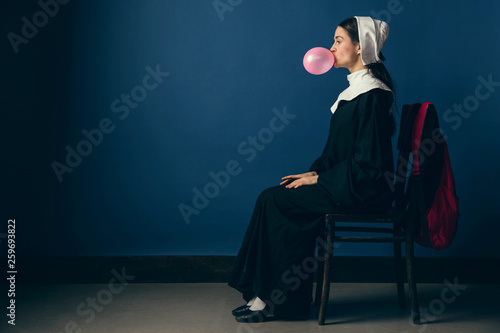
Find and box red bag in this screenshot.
[411,102,459,250]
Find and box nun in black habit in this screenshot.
[229,16,396,322]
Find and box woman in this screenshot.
[229,16,396,323]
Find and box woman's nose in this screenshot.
[330,45,335,52]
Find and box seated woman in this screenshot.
[229,16,396,323]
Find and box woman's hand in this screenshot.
[280,171,318,188]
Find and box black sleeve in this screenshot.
[316,92,394,208]
[309,156,325,174]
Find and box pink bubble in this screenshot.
[303,47,335,75]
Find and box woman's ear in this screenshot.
[356,42,361,55]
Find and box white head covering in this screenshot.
[355,16,390,65]
[330,16,393,114]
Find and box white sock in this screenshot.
[246,296,256,306]
[249,297,266,311]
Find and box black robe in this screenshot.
[228,88,395,319]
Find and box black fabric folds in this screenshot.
[229,88,395,319]
[311,88,395,211]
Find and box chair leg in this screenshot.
[318,220,334,325]
[406,228,420,324]
[393,227,405,309]
[314,235,325,306]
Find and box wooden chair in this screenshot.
[315,103,424,325]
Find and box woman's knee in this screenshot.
[257,185,284,202]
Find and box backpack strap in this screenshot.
[395,103,421,210]
[398,103,420,154]
[415,175,432,247]
[411,102,433,247]
[412,102,433,175]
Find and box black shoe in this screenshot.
[231,304,251,316]
[235,307,276,323]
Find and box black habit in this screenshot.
[228,88,395,319]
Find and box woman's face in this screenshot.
[330,26,360,69]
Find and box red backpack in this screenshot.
[408,102,459,249]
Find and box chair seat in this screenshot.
[326,207,406,223]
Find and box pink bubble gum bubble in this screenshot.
[303,47,335,75]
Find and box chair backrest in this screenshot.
[393,103,443,210]
[394,102,459,249]
[410,102,459,249]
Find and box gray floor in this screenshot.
[3,282,499,332]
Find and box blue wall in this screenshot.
[3,0,500,257]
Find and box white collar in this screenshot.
[330,69,393,114]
